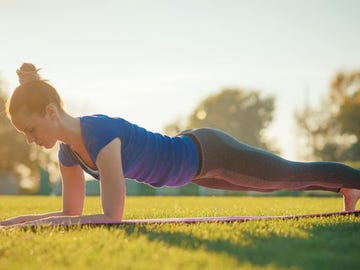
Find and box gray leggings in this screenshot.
[183,128,360,193]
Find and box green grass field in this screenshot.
[0,195,359,270]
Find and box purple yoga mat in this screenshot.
[88,210,360,226]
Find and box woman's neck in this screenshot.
[57,112,83,150]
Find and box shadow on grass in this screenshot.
[121,221,360,270]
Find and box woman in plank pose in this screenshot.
[1,63,360,227]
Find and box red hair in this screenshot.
[6,63,63,117]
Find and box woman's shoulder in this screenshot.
[79,114,131,159]
[79,114,124,137]
[79,114,128,130]
[80,114,146,134]
[80,114,119,123]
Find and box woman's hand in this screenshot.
[0,211,65,227]
[5,216,63,228]
[0,215,29,226]
[5,213,121,229]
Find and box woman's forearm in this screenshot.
[0,211,66,226]
[15,213,121,227]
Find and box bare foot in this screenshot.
[339,188,360,211]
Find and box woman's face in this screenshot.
[10,110,59,149]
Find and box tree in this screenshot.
[0,81,34,175]
[165,88,276,151]
[332,71,360,159]
[295,70,360,161]
[294,99,352,160]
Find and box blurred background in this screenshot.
[0,0,359,195]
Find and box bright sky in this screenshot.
[1,0,360,159]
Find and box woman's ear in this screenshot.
[45,103,59,119]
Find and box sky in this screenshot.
[1,0,360,159]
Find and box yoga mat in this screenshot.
[86,210,360,226]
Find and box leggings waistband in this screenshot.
[182,133,203,176]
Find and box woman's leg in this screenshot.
[187,128,360,210]
[191,178,279,192]
[339,188,360,211]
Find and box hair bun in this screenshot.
[16,63,41,85]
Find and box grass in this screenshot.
[0,195,359,270]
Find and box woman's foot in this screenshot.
[339,188,360,211]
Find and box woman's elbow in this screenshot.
[104,210,123,222]
[106,214,123,222]
[62,210,83,216]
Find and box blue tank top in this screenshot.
[58,114,199,187]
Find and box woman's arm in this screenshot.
[0,163,86,226]
[0,211,65,226]
[60,161,86,216]
[96,138,126,221]
[4,138,126,227]
[39,138,125,224]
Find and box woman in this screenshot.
[1,63,359,227]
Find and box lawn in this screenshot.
[0,195,359,270]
